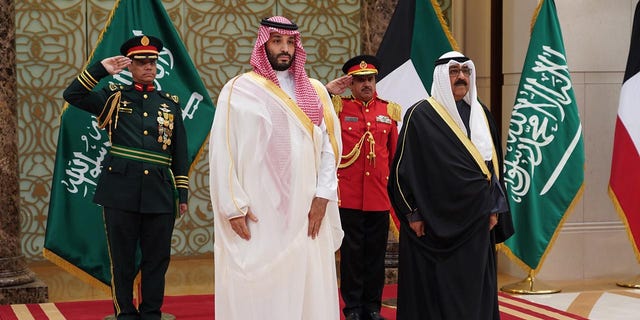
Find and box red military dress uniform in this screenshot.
[334,93,400,211]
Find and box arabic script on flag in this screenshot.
[504,45,578,203]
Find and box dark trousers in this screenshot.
[339,208,390,316]
[104,208,175,320]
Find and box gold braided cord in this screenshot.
[96,91,122,142]
[339,130,375,168]
[97,91,121,129]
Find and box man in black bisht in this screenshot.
[387,51,514,320]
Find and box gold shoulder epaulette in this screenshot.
[331,95,343,115]
[387,101,402,122]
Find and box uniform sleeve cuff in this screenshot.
[406,209,422,222]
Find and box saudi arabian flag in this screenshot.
[376,0,458,114]
[43,0,215,292]
[502,0,584,272]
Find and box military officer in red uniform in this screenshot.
[326,55,400,320]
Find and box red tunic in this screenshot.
[336,94,399,211]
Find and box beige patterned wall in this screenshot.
[17,0,360,261]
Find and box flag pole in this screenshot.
[500,269,561,294]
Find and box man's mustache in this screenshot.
[277,53,292,59]
[454,80,467,86]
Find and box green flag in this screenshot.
[375,0,459,238]
[43,0,215,292]
[376,0,458,113]
[502,0,584,271]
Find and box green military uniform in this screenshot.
[62,35,188,320]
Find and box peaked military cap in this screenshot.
[342,54,380,76]
[120,35,163,60]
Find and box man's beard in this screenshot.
[267,51,294,71]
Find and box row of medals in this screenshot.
[157,110,174,150]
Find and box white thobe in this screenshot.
[209,71,343,320]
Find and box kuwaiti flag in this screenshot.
[376,0,458,117]
[609,2,640,262]
[376,0,458,238]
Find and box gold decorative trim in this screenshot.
[42,248,111,295]
[427,97,492,181]
[246,71,314,137]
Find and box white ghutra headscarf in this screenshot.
[430,51,494,161]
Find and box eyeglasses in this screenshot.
[449,67,472,77]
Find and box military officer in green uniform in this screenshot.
[63,35,189,320]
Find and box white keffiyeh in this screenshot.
[430,51,494,161]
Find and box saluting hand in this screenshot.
[229,209,259,241]
[101,55,131,75]
[325,75,352,95]
[308,197,329,239]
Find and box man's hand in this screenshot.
[179,203,188,216]
[229,210,259,240]
[325,75,352,95]
[308,197,329,239]
[410,220,425,237]
[101,56,131,75]
[489,213,498,230]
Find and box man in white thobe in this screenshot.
[208,16,343,320]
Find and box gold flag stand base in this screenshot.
[500,270,561,294]
[104,313,175,320]
[616,274,640,288]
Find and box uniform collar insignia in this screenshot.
[134,83,156,92]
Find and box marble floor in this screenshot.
[498,273,640,319]
[27,254,640,319]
